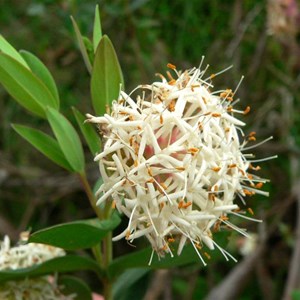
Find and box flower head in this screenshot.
[0,235,75,299]
[87,62,272,264]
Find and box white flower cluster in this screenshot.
[0,235,65,270]
[0,276,75,300]
[0,235,75,300]
[87,62,272,264]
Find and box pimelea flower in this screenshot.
[0,235,75,300]
[87,61,274,265]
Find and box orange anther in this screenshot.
[160,183,168,190]
[161,244,168,251]
[112,200,116,209]
[243,106,251,115]
[160,114,164,124]
[134,160,138,167]
[129,136,134,146]
[212,167,221,172]
[195,243,202,250]
[255,182,263,189]
[212,113,221,117]
[204,252,211,259]
[247,207,254,215]
[175,167,185,171]
[167,63,176,70]
[188,147,199,154]
[168,237,175,243]
[209,194,215,201]
[147,166,153,177]
[168,99,176,111]
[220,215,229,221]
[248,136,256,141]
[191,84,200,92]
[210,74,216,79]
[249,164,261,171]
[239,168,246,176]
[178,200,184,209]
[168,79,176,85]
[228,164,237,168]
[243,189,255,196]
[146,178,155,183]
[249,131,256,137]
[183,201,192,208]
[119,111,128,115]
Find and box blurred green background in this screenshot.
[1,0,299,299]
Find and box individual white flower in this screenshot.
[87,61,274,265]
[237,233,258,256]
[0,235,75,300]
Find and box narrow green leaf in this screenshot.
[71,16,92,74]
[83,36,95,65]
[58,275,92,300]
[0,255,101,284]
[20,50,60,107]
[72,107,101,155]
[91,35,124,115]
[28,214,121,250]
[0,53,58,117]
[93,5,102,53]
[0,35,29,68]
[12,124,72,171]
[108,244,202,279]
[113,268,149,300]
[46,107,85,173]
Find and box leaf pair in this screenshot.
[12,107,85,174]
[72,5,124,116]
[0,36,59,118]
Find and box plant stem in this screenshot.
[103,201,113,300]
[79,173,103,220]
[79,172,113,299]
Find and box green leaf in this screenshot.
[108,244,202,279]
[58,275,92,300]
[12,124,72,171]
[20,50,60,107]
[0,53,58,117]
[113,268,149,300]
[46,107,85,173]
[28,214,121,250]
[72,107,101,155]
[83,36,95,65]
[93,5,102,53]
[71,16,92,74]
[0,255,101,283]
[292,290,300,300]
[91,35,124,115]
[0,35,29,68]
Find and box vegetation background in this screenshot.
[0,0,299,299]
